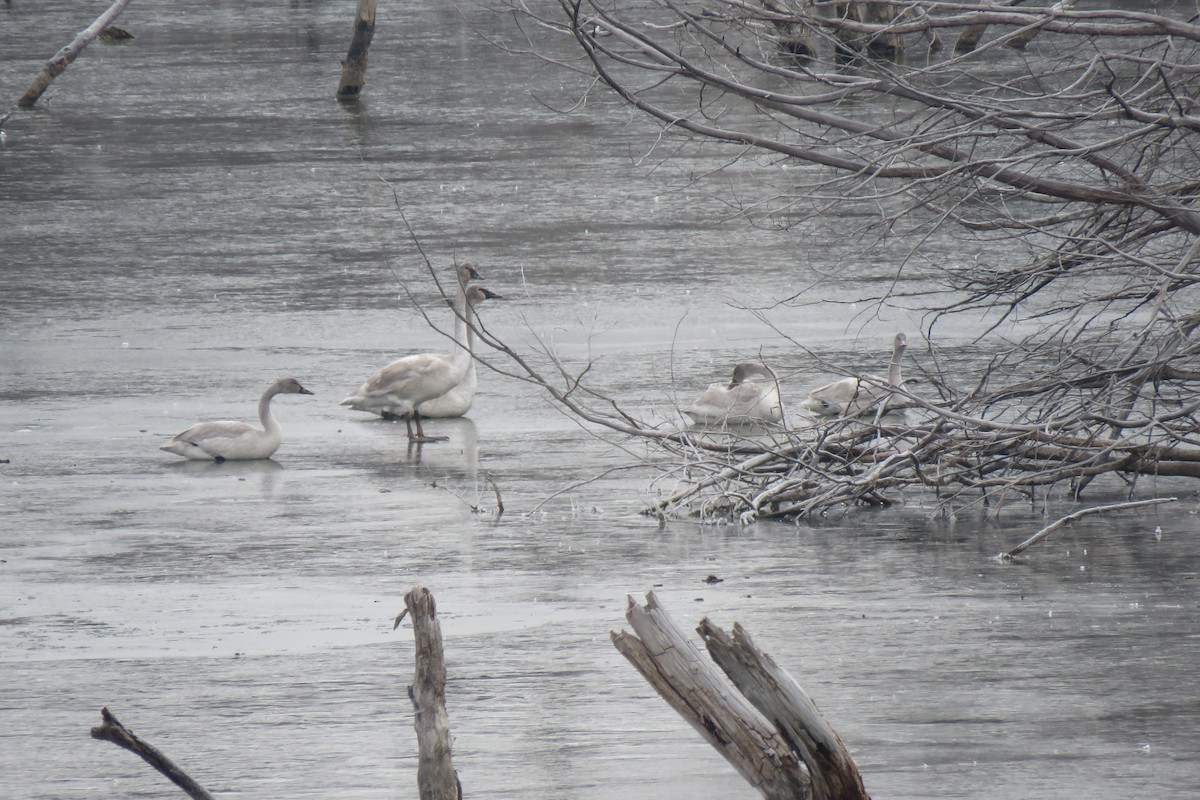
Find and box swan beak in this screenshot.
[480,288,505,300]
[299,387,315,395]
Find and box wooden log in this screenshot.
[90,707,216,800]
[337,0,377,101]
[398,587,461,800]
[612,592,814,800]
[16,0,134,109]
[700,621,869,800]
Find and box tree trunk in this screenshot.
[401,586,461,800]
[337,0,377,101]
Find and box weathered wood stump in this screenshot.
[337,0,377,101]
[612,591,870,800]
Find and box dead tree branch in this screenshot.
[12,0,134,113]
[90,707,215,800]
[1000,496,1177,559]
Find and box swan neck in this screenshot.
[888,344,904,386]
[259,386,281,433]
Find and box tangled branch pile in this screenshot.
[487,0,1200,519]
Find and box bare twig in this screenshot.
[1001,497,1177,559]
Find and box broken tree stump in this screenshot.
[337,0,377,101]
[612,591,870,800]
[396,586,461,800]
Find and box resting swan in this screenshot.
[416,262,483,419]
[803,332,908,418]
[341,284,502,442]
[682,362,783,425]
[160,377,314,461]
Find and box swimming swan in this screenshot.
[160,377,314,461]
[416,262,483,419]
[803,332,908,418]
[341,284,502,442]
[682,362,784,425]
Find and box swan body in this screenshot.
[342,284,501,442]
[416,263,482,419]
[803,333,908,417]
[161,377,314,461]
[683,362,783,425]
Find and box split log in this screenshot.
[90,707,215,800]
[612,591,869,800]
[396,586,461,800]
[15,0,134,109]
[337,0,378,101]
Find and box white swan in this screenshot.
[160,377,314,461]
[416,262,482,419]
[803,332,908,418]
[341,284,501,442]
[682,362,784,425]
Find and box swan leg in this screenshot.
[407,410,449,443]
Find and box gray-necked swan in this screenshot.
[341,284,502,442]
[161,377,314,461]
[682,362,784,425]
[803,332,908,417]
[416,262,483,419]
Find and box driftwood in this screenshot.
[337,0,378,101]
[1001,497,1176,559]
[612,591,869,800]
[13,0,134,111]
[90,707,215,800]
[395,586,461,800]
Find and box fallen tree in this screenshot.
[458,0,1200,520]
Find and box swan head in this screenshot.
[457,262,483,284]
[467,285,504,305]
[894,332,908,351]
[274,377,315,395]
[728,362,777,388]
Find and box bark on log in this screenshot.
[90,707,216,800]
[337,0,377,101]
[614,591,870,800]
[15,0,134,109]
[700,621,869,800]
[399,586,461,800]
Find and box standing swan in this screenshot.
[341,284,502,443]
[682,362,784,425]
[415,262,483,419]
[160,377,315,461]
[803,332,908,417]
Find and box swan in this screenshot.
[415,262,483,419]
[160,377,314,461]
[341,284,502,442]
[803,332,908,417]
[682,362,784,425]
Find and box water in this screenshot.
[2,2,1198,799]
